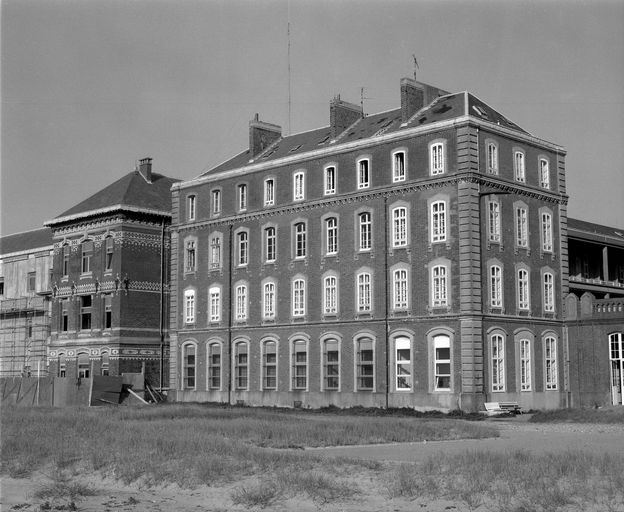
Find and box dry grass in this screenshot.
[530,406,624,424]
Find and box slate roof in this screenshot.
[199,91,529,178]
[0,227,53,256]
[46,170,180,226]
[568,218,624,247]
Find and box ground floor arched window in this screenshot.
[609,333,623,406]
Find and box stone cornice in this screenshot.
[44,204,171,227]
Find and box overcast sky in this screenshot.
[2,0,623,235]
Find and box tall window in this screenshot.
[356,337,374,390]
[237,231,248,266]
[490,265,503,308]
[541,212,553,252]
[539,158,550,189]
[292,278,306,317]
[294,171,305,201]
[58,354,66,378]
[294,222,306,258]
[520,339,531,391]
[235,342,248,390]
[323,338,340,390]
[433,335,451,391]
[325,217,338,255]
[263,282,276,319]
[543,272,555,312]
[187,195,196,221]
[430,142,445,175]
[62,245,70,277]
[184,289,195,324]
[235,284,248,321]
[264,179,274,206]
[77,353,90,379]
[431,265,448,307]
[358,158,370,189]
[517,269,530,310]
[323,275,338,315]
[488,200,501,243]
[265,227,276,263]
[238,184,247,211]
[185,239,196,273]
[101,352,109,376]
[515,206,528,248]
[105,237,114,271]
[80,295,92,330]
[209,286,221,323]
[183,344,196,389]
[263,341,277,390]
[291,340,307,389]
[393,269,409,310]
[81,240,93,274]
[544,336,558,390]
[609,333,623,403]
[359,212,372,251]
[395,337,412,390]
[392,207,408,247]
[212,189,221,215]
[514,151,525,182]
[324,166,336,195]
[104,294,112,329]
[27,272,36,293]
[487,142,498,174]
[208,343,221,389]
[357,272,372,313]
[491,334,505,392]
[393,151,406,182]
[210,235,221,269]
[61,299,69,332]
[430,201,447,243]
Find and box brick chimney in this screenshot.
[330,95,362,138]
[400,78,451,123]
[249,114,282,158]
[138,157,152,183]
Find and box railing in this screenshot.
[569,275,624,288]
[592,298,624,316]
[0,296,47,313]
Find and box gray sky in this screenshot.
[2,0,623,235]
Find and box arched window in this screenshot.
[292,278,306,317]
[207,342,221,390]
[433,334,451,391]
[392,207,408,247]
[356,272,372,313]
[544,335,558,390]
[262,340,278,390]
[358,212,372,251]
[430,201,447,243]
[395,336,412,390]
[323,338,340,390]
[355,336,374,390]
[325,217,338,255]
[81,240,93,274]
[182,343,196,389]
[491,333,506,392]
[291,339,307,390]
[323,275,338,315]
[234,341,248,390]
[78,352,90,379]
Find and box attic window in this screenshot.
[472,105,488,117]
[289,144,303,153]
[317,135,331,145]
[262,146,279,159]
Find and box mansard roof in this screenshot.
[0,227,53,256]
[45,170,180,227]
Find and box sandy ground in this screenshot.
[2,417,623,512]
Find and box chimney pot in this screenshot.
[249,115,281,158]
[330,96,362,138]
[138,157,152,182]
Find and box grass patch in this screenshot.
[530,407,624,424]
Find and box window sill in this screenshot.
[80,272,93,279]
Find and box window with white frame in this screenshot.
[263,281,276,320]
[238,184,247,211]
[323,338,340,390]
[292,278,306,317]
[208,343,221,389]
[433,334,451,391]
[325,217,338,255]
[184,289,195,324]
[294,222,306,258]
[430,200,447,243]
[359,212,372,251]
[541,212,553,252]
[357,272,372,313]
[487,141,498,174]
[209,286,221,323]
[395,336,412,390]
[234,341,248,389]
[182,343,196,389]
[357,158,370,189]
[431,265,448,307]
[324,165,336,195]
[265,227,276,263]
[488,200,501,243]
[294,171,305,201]
[356,337,374,390]
[490,265,503,308]
[263,340,277,389]
[187,195,196,221]
[514,150,525,182]
[491,333,505,392]
[81,240,93,274]
[544,336,558,390]
[393,150,406,182]
[237,231,248,266]
[185,239,196,273]
[235,284,248,321]
[430,142,445,175]
[543,272,555,312]
[211,189,221,215]
[539,158,550,189]
[210,234,221,269]
[393,268,409,310]
[520,338,531,391]
[105,237,114,272]
[515,206,528,248]
[517,268,530,310]
[392,206,408,247]
[323,275,338,315]
[291,339,307,389]
[264,178,274,206]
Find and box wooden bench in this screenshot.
[483,401,522,416]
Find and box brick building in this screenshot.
[44,159,179,387]
[169,78,573,412]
